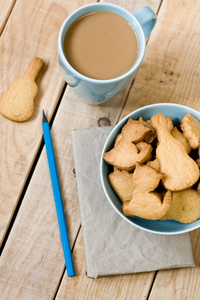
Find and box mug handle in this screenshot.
[133,6,157,38]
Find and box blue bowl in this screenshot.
[100,103,200,234]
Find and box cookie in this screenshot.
[136,141,150,151]
[0,57,44,122]
[114,133,122,146]
[122,163,171,220]
[171,126,192,154]
[121,117,151,143]
[108,169,133,202]
[150,113,199,191]
[181,113,200,149]
[161,189,200,223]
[166,116,174,132]
[103,138,153,171]
[146,158,160,172]
[138,117,157,143]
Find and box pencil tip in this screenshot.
[42,110,48,123]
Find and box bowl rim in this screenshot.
[100,103,200,235]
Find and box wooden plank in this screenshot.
[56,227,155,300]
[55,1,164,299]
[120,0,200,120]
[101,0,161,12]
[0,0,16,35]
[0,0,94,248]
[0,0,161,298]
[0,85,132,299]
[119,0,200,298]
[148,228,200,300]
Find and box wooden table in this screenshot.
[0,0,200,299]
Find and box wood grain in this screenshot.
[0,84,133,299]
[120,0,200,299]
[149,229,200,300]
[3,0,200,299]
[0,0,161,295]
[0,0,94,248]
[0,0,16,35]
[56,227,155,300]
[101,0,161,12]
[120,0,200,120]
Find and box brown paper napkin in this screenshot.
[71,126,195,278]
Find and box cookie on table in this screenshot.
[0,57,44,122]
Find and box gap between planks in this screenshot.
[0,83,67,256]
[146,271,158,299]
[55,0,165,297]
[0,0,17,36]
[116,0,164,125]
[1,0,163,296]
[53,224,82,300]
[0,0,162,257]
[63,1,164,298]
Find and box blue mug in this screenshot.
[58,3,157,105]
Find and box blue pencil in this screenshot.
[42,110,75,277]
